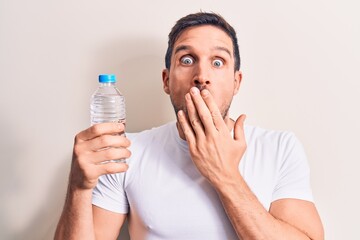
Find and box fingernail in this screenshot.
[185,93,191,100]
[191,87,199,95]
[201,89,209,96]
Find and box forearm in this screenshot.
[54,187,95,240]
[215,174,310,240]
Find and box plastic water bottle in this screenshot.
[90,74,126,163]
[90,74,126,126]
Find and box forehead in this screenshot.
[174,25,233,52]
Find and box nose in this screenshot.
[193,62,211,88]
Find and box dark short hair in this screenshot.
[165,12,241,71]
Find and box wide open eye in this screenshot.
[180,56,194,65]
[212,59,224,68]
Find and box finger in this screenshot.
[200,89,227,132]
[92,147,132,164]
[185,92,205,137]
[76,122,125,142]
[88,135,131,151]
[97,162,129,175]
[189,87,217,133]
[234,114,246,142]
[177,110,196,145]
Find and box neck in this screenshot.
[176,116,235,140]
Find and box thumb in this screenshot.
[234,114,246,141]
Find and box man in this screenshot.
[55,12,324,239]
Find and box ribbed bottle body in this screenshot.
[90,75,126,163]
[90,83,126,125]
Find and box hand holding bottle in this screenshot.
[69,122,131,190]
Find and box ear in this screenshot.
[162,69,170,95]
[233,70,242,95]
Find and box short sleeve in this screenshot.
[92,172,129,214]
[272,133,314,202]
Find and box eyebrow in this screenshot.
[174,45,232,58]
[174,45,191,55]
[214,46,232,58]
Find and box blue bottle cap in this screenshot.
[99,74,116,83]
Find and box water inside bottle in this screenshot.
[90,85,126,164]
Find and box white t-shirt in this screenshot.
[92,122,313,239]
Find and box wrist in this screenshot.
[66,181,94,201]
[210,171,242,191]
[69,167,99,190]
[68,183,94,195]
[216,174,257,204]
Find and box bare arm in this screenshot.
[93,205,127,239]
[215,174,324,239]
[54,123,130,240]
[177,87,324,239]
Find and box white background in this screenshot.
[0,0,359,239]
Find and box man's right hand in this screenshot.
[70,122,131,190]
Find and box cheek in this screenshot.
[212,82,235,103]
[169,68,192,90]
[173,66,192,80]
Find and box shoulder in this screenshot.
[244,125,305,162]
[245,125,296,140]
[245,125,298,145]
